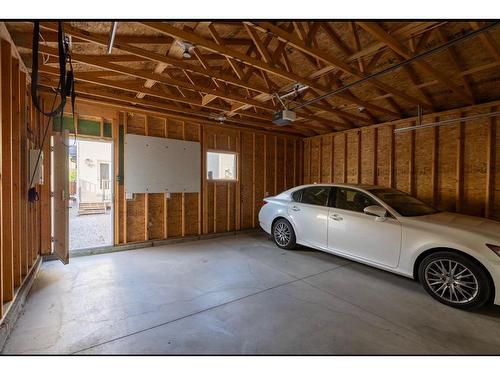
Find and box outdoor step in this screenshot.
[78,202,107,215]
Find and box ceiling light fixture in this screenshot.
[182,47,191,59]
[177,40,194,59]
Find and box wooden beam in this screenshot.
[19,70,28,278]
[436,28,475,103]
[409,122,415,196]
[252,22,433,110]
[1,38,14,303]
[431,117,439,207]
[144,116,149,241]
[40,98,51,255]
[38,80,312,136]
[123,114,128,243]
[40,22,271,96]
[11,57,22,287]
[35,50,337,132]
[112,114,119,245]
[343,134,348,183]
[244,24,272,64]
[32,45,273,112]
[485,107,496,218]
[0,22,29,75]
[373,129,378,185]
[389,124,395,188]
[470,22,500,62]
[139,22,402,118]
[456,113,465,213]
[357,22,474,105]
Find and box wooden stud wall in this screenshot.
[303,101,500,221]
[85,109,305,244]
[1,38,42,320]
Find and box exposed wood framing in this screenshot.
[1,36,42,321]
[305,101,500,221]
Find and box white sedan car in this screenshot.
[259,183,500,309]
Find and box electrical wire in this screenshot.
[28,81,62,191]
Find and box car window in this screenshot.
[300,186,330,206]
[291,189,303,202]
[334,188,378,213]
[370,188,438,217]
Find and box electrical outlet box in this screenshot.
[29,149,44,186]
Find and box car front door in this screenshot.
[327,187,402,268]
[288,186,331,249]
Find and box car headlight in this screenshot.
[486,244,500,257]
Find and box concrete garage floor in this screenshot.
[2,231,500,355]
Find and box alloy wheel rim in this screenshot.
[274,223,291,246]
[424,259,479,304]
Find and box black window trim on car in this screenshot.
[291,188,303,203]
[292,185,332,207]
[329,186,396,219]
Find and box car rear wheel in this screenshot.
[418,251,491,310]
[272,219,296,250]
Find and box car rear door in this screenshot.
[288,186,331,249]
[327,187,401,268]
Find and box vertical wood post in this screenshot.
[373,129,378,185]
[485,107,496,218]
[431,117,439,207]
[112,113,119,245]
[11,57,22,287]
[456,113,465,213]
[389,124,395,188]
[343,133,347,183]
[123,113,128,243]
[409,122,416,196]
[1,39,13,303]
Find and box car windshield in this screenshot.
[369,188,439,217]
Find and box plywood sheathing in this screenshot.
[304,100,500,221]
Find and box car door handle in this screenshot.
[291,206,301,212]
[330,214,343,221]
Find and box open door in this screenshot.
[52,129,69,264]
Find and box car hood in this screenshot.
[406,212,500,242]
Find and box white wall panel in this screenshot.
[124,134,200,193]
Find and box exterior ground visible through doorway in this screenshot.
[68,139,113,251]
[69,200,112,251]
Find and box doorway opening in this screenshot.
[68,138,114,251]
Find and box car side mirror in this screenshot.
[364,205,387,222]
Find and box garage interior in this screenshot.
[0,20,499,354]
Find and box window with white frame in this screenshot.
[206,151,237,181]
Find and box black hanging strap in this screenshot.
[31,21,75,118]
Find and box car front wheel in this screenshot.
[418,251,491,310]
[272,218,297,250]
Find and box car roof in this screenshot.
[291,183,387,191]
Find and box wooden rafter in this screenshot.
[470,22,500,62]
[243,23,272,64]
[38,22,352,130]
[139,21,402,119]
[436,28,476,103]
[38,79,313,136]
[39,22,269,95]
[251,21,434,110]
[7,20,497,137]
[208,22,372,126]
[357,22,474,105]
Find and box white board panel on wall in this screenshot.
[124,134,201,193]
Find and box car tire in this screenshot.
[418,251,491,310]
[272,218,297,250]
